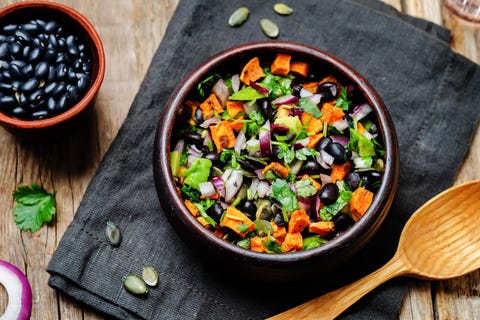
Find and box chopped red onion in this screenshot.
[270,123,290,135]
[187,154,201,167]
[231,74,240,92]
[330,134,349,146]
[250,81,270,94]
[298,196,312,212]
[296,137,310,147]
[259,120,272,157]
[289,159,303,175]
[289,107,303,117]
[255,169,265,180]
[272,94,299,106]
[320,149,334,165]
[314,196,322,221]
[173,139,185,153]
[199,181,217,198]
[203,130,213,147]
[257,180,271,198]
[320,174,332,185]
[249,178,260,198]
[225,170,243,202]
[212,79,229,107]
[234,130,247,153]
[0,260,32,320]
[332,119,349,131]
[350,103,372,121]
[188,145,202,156]
[211,176,225,193]
[300,87,314,97]
[222,168,232,182]
[308,93,321,104]
[200,116,221,128]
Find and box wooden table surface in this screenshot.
[0,0,478,319]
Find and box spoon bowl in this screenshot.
[269,180,480,320]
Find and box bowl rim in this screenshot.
[0,0,106,129]
[154,40,399,264]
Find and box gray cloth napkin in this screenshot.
[47,0,480,319]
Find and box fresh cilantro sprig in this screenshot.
[12,184,56,232]
[246,110,265,137]
[335,87,352,111]
[271,179,298,213]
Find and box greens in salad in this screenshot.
[171,53,385,253]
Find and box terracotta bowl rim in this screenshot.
[0,0,106,129]
[154,40,399,264]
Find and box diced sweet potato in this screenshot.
[281,232,303,252]
[350,187,374,222]
[184,199,199,217]
[240,57,266,84]
[302,82,319,94]
[271,221,287,244]
[288,209,311,233]
[228,116,245,132]
[210,121,236,152]
[262,162,289,179]
[318,75,341,87]
[275,105,291,118]
[226,101,244,118]
[196,216,211,228]
[306,133,323,149]
[330,161,351,183]
[290,61,309,77]
[199,93,224,120]
[320,102,345,125]
[309,221,335,237]
[250,236,267,253]
[220,206,256,238]
[271,53,291,76]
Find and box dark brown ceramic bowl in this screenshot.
[153,41,399,282]
[0,1,105,138]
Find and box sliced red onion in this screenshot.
[314,196,322,221]
[346,84,354,94]
[308,93,321,104]
[250,81,270,94]
[225,170,243,202]
[272,94,299,106]
[231,74,240,92]
[0,260,32,320]
[246,138,260,157]
[349,103,372,121]
[255,169,265,180]
[300,87,314,97]
[222,168,232,182]
[332,119,349,131]
[257,180,271,198]
[259,120,272,158]
[234,130,247,153]
[199,181,217,198]
[188,145,202,156]
[270,123,290,135]
[211,176,225,194]
[320,173,332,185]
[187,154,201,167]
[295,137,310,148]
[320,149,334,166]
[316,151,333,170]
[330,134,349,146]
[203,130,213,147]
[173,139,185,153]
[212,78,229,107]
[289,107,303,117]
[289,159,303,175]
[298,196,312,212]
[200,116,221,128]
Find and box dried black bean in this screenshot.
[77,75,89,92]
[9,64,23,79]
[35,61,49,79]
[43,82,56,95]
[0,95,16,107]
[44,48,56,63]
[0,82,12,92]
[11,60,26,69]
[44,21,58,34]
[11,106,27,116]
[52,83,66,98]
[14,29,31,42]
[21,64,34,77]
[21,23,39,34]
[57,93,70,110]
[0,42,8,58]
[21,78,39,92]
[2,24,17,35]
[67,85,79,101]
[18,92,28,106]
[46,97,56,112]
[28,88,44,104]
[56,63,67,79]
[48,34,58,48]
[31,109,48,119]
[28,47,42,62]
[10,42,22,57]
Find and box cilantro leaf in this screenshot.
[299,97,322,118]
[265,237,284,253]
[276,142,295,164]
[303,235,328,250]
[335,87,352,111]
[12,184,56,232]
[295,147,320,161]
[271,179,298,213]
[246,110,265,137]
[294,179,318,198]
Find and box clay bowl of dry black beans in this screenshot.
[154,41,400,282]
[0,1,105,138]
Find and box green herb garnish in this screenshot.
[12,184,56,232]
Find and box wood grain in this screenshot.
[0,1,478,320]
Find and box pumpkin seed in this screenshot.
[260,19,279,38]
[105,221,122,247]
[123,274,148,295]
[142,266,158,287]
[273,3,293,15]
[228,7,249,27]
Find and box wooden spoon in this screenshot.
[268,180,480,320]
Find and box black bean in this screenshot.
[0,60,8,71]
[237,200,257,220]
[0,42,9,59]
[325,142,349,164]
[44,49,56,63]
[319,183,339,205]
[22,45,31,59]
[28,47,42,62]
[21,78,39,93]
[18,92,28,106]
[183,132,203,147]
[206,202,224,223]
[21,23,39,34]
[77,75,89,92]
[2,24,17,35]
[32,37,46,49]
[56,93,70,110]
[82,60,92,73]
[55,52,69,64]
[21,64,34,77]
[332,213,354,232]
[11,106,27,116]
[46,97,56,112]
[68,43,79,56]
[10,41,22,57]
[345,172,361,191]
[258,98,272,120]
[44,21,58,34]
[43,82,57,95]
[65,35,76,46]
[11,60,26,69]
[57,38,66,50]
[2,71,12,81]
[52,83,66,98]
[0,95,16,107]
[14,29,31,43]
[273,212,285,227]
[67,67,77,81]
[12,81,22,91]
[0,82,12,92]
[67,85,79,101]
[28,88,44,105]
[47,66,56,82]
[203,151,221,166]
[34,19,47,31]
[56,63,67,80]
[9,64,23,79]
[35,61,49,79]
[31,110,48,119]
[48,34,58,48]
[317,82,339,102]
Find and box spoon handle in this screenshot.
[267,255,407,320]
